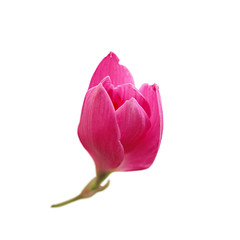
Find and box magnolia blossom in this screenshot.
[78,52,163,175]
[51,52,163,207]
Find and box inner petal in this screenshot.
[102,77,151,118]
[116,98,151,152]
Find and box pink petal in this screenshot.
[78,83,124,175]
[89,52,134,89]
[116,98,151,152]
[101,77,151,118]
[117,84,163,171]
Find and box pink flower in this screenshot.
[51,52,163,207]
[78,52,163,175]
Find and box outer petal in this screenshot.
[117,84,163,171]
[116,98,151,152]
[89,52,134,89]
[78,83,124,175]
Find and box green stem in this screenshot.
[51,196,82,208]
[51,172,111,208]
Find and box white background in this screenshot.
[0,0,240,239]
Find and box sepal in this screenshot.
[51,172,111,207]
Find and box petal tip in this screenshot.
[151,84,159,91]
[107,52,119,62]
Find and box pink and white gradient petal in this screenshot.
[78,83,124,175]
[117,84,163,171]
